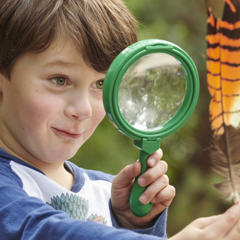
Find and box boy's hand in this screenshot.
[111,149,175,229]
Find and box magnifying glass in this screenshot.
[103,39,199,217]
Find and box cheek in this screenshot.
[17,94,58,132]
[93,101,106,125]
[84,102,105,139]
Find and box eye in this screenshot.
[94,79,104,89]
[50,76,69,86]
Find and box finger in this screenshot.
[138,160,168,187]
[113,161,141,189]
[192,215,220,229]
[205,204,240,238]
[224,219,240,239]
[139,174,169,204]
[152,185,176,205]
[147,149,163,167]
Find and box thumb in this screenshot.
[113,160,141,189]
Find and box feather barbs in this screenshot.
[210,126,240,203]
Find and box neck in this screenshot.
[44,163,74,190]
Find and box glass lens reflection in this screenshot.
[118,53,187,131]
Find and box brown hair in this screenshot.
[0,0,137,77]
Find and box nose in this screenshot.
[64,91,92,121]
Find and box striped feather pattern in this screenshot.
[207,0,240,135]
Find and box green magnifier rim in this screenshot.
[103,39,199,141]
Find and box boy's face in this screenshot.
[0,38,106,166]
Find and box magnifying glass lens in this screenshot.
[118,53,187,131]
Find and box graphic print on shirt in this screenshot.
[48,192,107,224]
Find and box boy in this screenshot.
[0,1,240,240]
[0,0,174,239]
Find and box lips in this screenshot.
[52,127,82,139]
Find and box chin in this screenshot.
[40,140,85,162]
[42,148,78,163]
[57,152,76,162]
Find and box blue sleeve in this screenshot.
[0,167,167,240]
[110,201,168,238]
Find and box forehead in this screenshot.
[13,37,84,69]
[27,38,85,67]
[10,37,106,81]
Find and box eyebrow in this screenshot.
[42,59,73,67]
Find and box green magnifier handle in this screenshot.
[129,150,152,217]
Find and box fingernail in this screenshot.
[148,158,155,167]
[138,177,146,186]
[139,195,147,204]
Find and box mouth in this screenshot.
[52,127,82,139]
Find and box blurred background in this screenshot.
[72,0,231,236]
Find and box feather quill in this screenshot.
[206,0,240,203]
